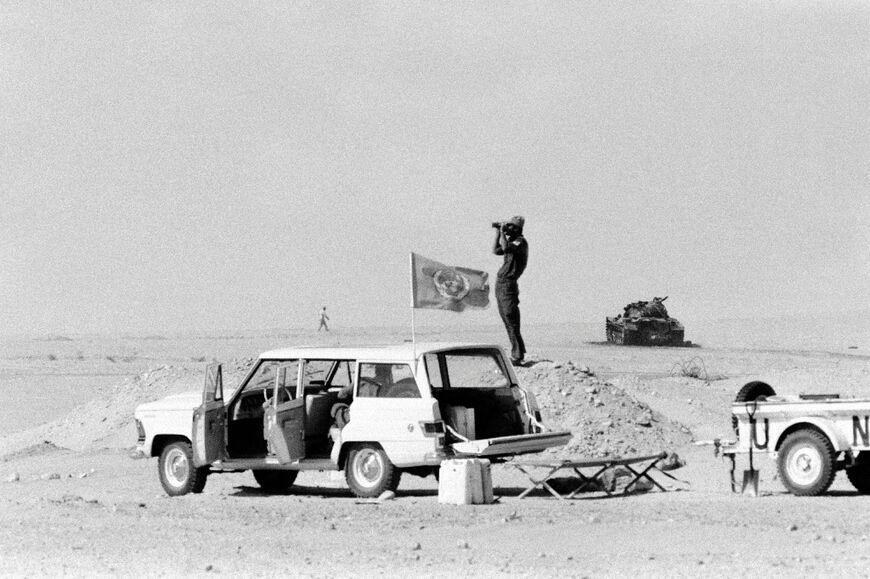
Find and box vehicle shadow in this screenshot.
[229,484,666,500]
[228,485,439,498]
[494,485,663,500]
[748,490,870,498]
[824,490,870,498]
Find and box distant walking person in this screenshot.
[318,306,330,331]
[492,216,528,366]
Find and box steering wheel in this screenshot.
[263,386,294,408]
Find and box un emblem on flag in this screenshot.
[432,269,470,301]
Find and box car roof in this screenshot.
[258,342,505,362]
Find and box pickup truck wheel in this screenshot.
[777,430,836,496]
[846,454,870,494]
[252,469,298,492]
[345,443,401,498]
[158,441,208,496]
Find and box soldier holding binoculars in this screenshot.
[492,216,528,366]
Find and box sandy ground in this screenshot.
[3,321,870,577]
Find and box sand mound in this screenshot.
[1,357,690,461]
[515,359,692,459]
[0,360,254,457]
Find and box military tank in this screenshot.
[606,296,685,346]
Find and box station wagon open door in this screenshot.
[192,364,226,466]
[264,362,305,463]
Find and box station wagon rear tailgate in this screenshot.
[451,431,572,457]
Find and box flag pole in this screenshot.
[409,253,417,360]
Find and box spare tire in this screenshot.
[733,381,776,433]
[734,381,776,403]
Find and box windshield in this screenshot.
[424,349,510,389]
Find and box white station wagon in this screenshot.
[134,343,571,498]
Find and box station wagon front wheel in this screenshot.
[345,443,401,498]
[777,429,835,496]
[158,441,208,497]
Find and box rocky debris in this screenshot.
[656,452,686,471]
[47,494,101,507]
[229,358,257,375]
[515,360,692,459]
[378,490,396,502]
[6,472,20,482]
[1,440,68,462]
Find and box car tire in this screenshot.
[777,429,836,496]
[733,381,777,432]
[734,381,776,403]
[846,453,870,494]
[345,443,401,498]
[252,469,298,492]
[158,441,208,496]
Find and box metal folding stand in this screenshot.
[512,452,687,500]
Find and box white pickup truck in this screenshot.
[727,381,870,496]
[134,342,571,498]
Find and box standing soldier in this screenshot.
[492,216,528,366]
[318,306,330,332]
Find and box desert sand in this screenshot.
[2,319,870,577]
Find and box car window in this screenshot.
[241,360,297,394]
[437,351,510,389]
[327,360,355,391]
[274,363,298,397]
[301,359,355,398]
[232,360,298,418]
[424,354,443,390]
[358,363,420,398]
[303,360,333,390]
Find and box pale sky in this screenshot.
[2,2,869,335]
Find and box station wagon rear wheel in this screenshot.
[158,441,208,496]
[345,443,401,498]
[777,429,836,496]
